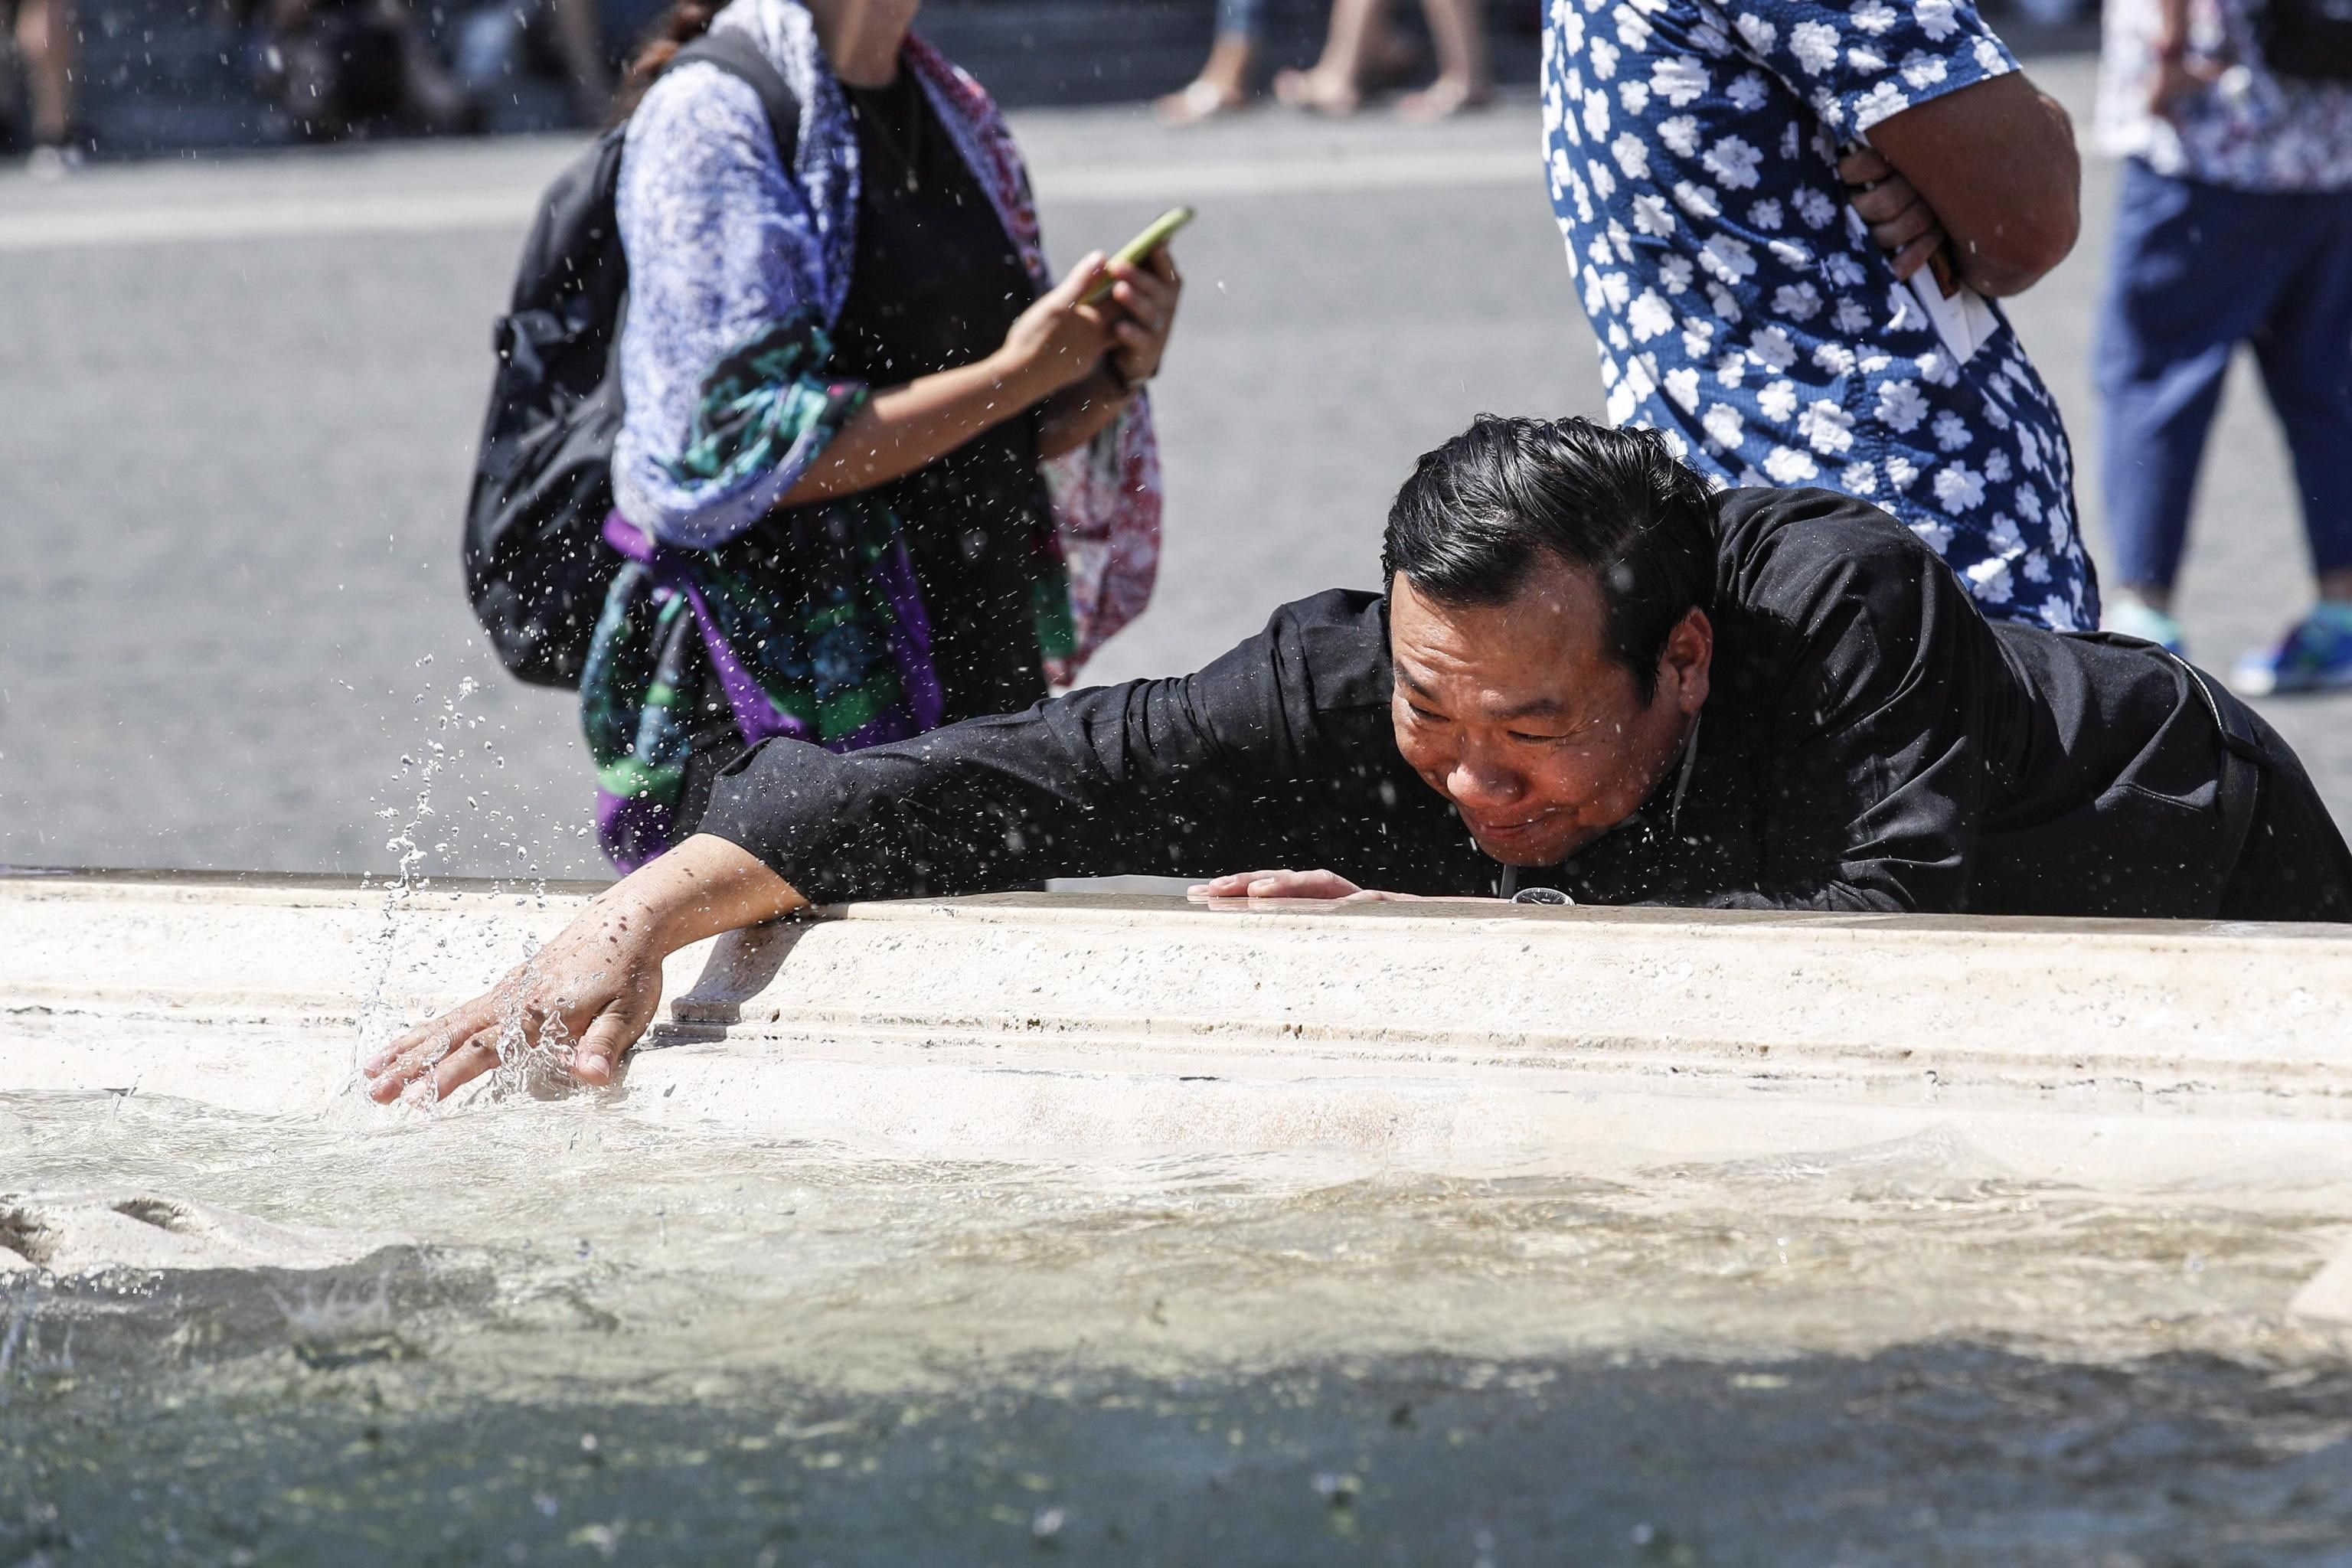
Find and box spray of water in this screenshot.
[347,667,570,1106]
[346,656,613,1113]
[264,1266,417,1368]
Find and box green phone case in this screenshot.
[1083,207,1194,303]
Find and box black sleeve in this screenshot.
[1697,489,1998,913]
[695,590,1485,901]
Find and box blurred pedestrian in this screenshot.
[455,0,616,125]
[244,0,480,138]
[2092,0,2352,691]
[588,0,1176,870]
[1157,0,1488,124]
[1155,0,1272,122]
[1278,0,1489,119]
[0,0,77,167]
[453,0,671,125]
[1544,0,2096,631]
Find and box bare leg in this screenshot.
[1273,0,1390,116]
[1155,31,1255,124]
[544,0,612,124]
[2322,567,2352,606]
[15,0,76,145]
[1398,0,1491,121]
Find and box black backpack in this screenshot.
[2262,0,2352,83]
[462,29,802,688]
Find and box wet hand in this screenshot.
[360,835,803,1108]
[361,897,669,1106]
[1840,145,1949,285]
[997,252,1119,400]
[1105,247,1183,388]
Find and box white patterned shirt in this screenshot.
[2096,0,2352,191]
[1542,0,2096,630]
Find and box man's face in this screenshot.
[1388,556,1712,867]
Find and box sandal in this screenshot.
[1155,77,1247,126]
[1272,66,1363,117]
[1396,77,1494,122]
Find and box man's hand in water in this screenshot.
[362,835,804,1106]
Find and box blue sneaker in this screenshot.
[2233,605,2352,696]
[2104,599,2187,657]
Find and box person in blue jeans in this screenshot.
[2094,0,2352,691]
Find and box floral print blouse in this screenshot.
[2096,0,2352,192]
[1541,0,2096,631]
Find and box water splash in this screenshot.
[266,1266,418,1369]
[353,670,498,1089]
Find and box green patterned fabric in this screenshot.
[583,312,956,869]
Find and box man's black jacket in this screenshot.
[701,487,2343,917]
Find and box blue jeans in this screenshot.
[2094,158,2352,590]
[1216,0,1266,39]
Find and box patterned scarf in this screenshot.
[584,5,1161,871]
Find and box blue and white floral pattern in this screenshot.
[1540,0,2096,630]
[2096,0,2352,193]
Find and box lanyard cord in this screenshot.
[1667,714,1703,835]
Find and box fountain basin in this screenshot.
[5,872,2350,1563]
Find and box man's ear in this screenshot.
[1659,607,1713,715]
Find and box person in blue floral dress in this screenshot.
[1540,0,2096,630]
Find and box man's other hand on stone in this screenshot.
[1189,869,1411,900]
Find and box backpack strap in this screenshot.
[670,28,802,169]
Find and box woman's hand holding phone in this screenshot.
[996,251,1120,399]
[996,209,1187,422]
[1102,246,1183,389]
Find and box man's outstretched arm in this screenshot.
[360,668,1277,1106]
[362,592,1445,1105]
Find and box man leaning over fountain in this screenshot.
[367,416,2352,1106]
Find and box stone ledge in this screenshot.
[3,871,2349,1194]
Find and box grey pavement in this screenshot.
[1,51,2344,883]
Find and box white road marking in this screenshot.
[0,149,1531,252]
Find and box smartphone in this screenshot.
[1081,207,1194,304]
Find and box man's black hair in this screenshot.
[1381,415,1720,702]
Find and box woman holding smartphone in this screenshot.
[588,0,1182,869]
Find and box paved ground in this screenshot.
[2,49,2345,881]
